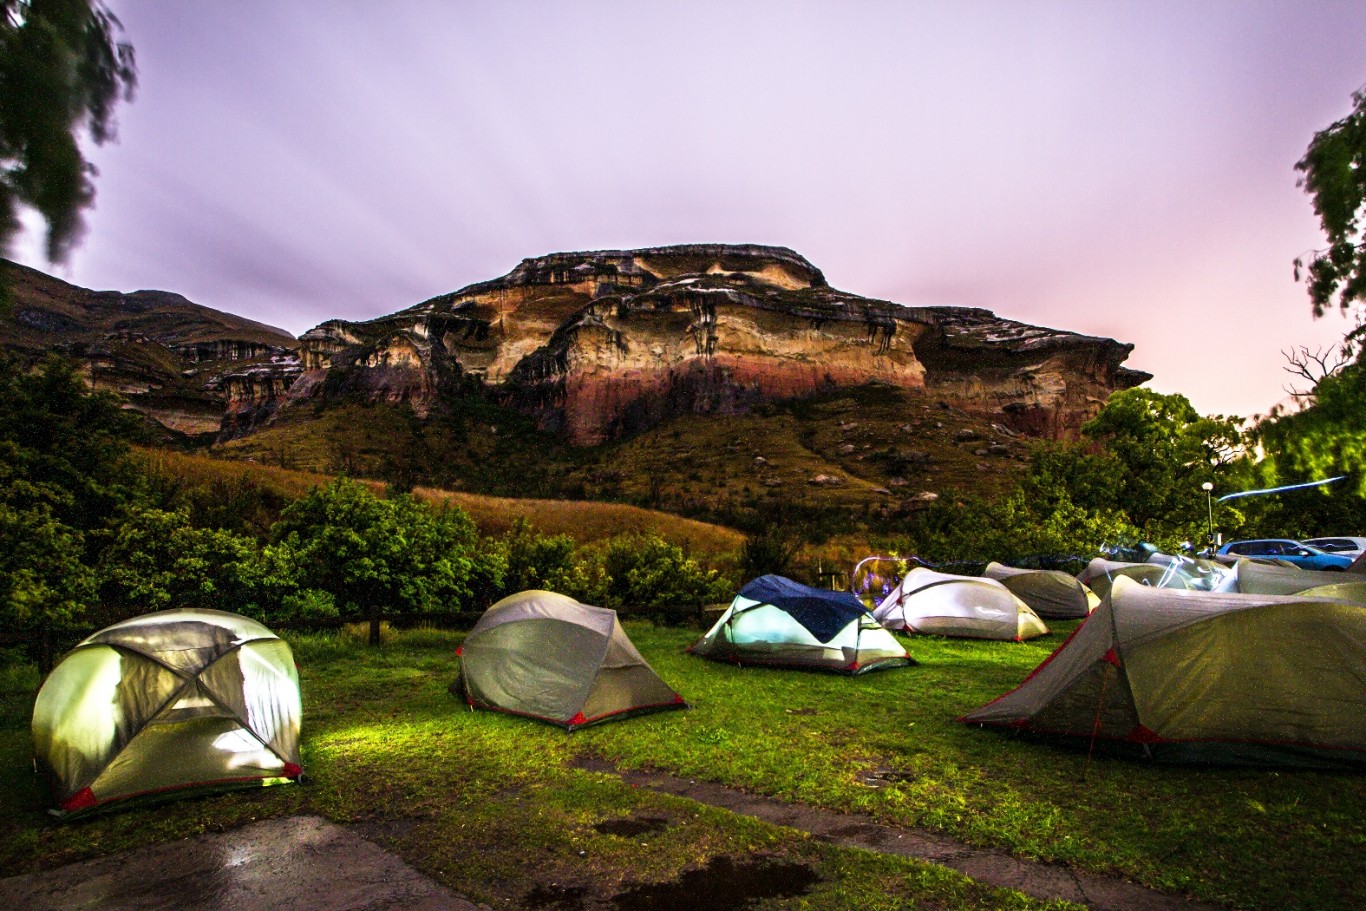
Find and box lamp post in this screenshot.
[1201,482,1215,553]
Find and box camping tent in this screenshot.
[1232,559,1351,595]
[457,590,686,730]
[982,562,1098,619]
[960,577,1366,768]
[1144,553,1235,591]
[874,568,1049,641]
[32,609,303,817]
[1075,557,1187,600]
[688,575,912,674]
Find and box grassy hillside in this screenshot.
[136,447,746,567]
[213,383,1031,537]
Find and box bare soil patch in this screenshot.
[571,756,1228,911]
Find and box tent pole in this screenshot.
[1083,663,1114,782]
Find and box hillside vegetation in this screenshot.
[214,384,1031,534]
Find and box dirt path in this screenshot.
[0,766,1231,911]
[0,815,480,911]
[572,757,1228,911]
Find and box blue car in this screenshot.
[1215,539,1352,571]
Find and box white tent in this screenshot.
[874,568,1049,641]
[689,575,912,674]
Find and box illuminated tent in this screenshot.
[960,578,1366,768]
[688,575,912,674]
[458,590,686,730]
[874,568,1049,641]
[32,610,302,817]
[982,562,1098,619]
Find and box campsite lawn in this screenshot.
[2,624,1363,910]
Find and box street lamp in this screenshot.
[1201,482,1215,553]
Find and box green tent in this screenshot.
[457,590,686,730]
[32,609,302,817]
[960,577,1366,768]
[983,562,1098,620]
[1232,558,1352,595]
[689,575,912,674]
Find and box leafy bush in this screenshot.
[588,534,734,619]
[268,478,498,641]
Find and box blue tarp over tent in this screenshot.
[737,575,869,644]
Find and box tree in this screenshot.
[1079,388,1246,542]
[97,503,264,617]
[0,356,140,669]
[1295,85,1366,318]
[0,0,136,266]
[270,478,492,644]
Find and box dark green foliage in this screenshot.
[739,524,803,580]
[1295,84,1366,317]
[269,478,498,643]
[96,503,263,618]
[886,389,1253,562]
[896,489,1142,569]
[1077,388,1247,543]
[0,357,140,669]
[1249,358,1366,534]
[592,534,733,619]
[494,516,579,596]
[0,0,136,263]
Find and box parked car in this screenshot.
[1215,539,1353,571]
[1302,536,1366,559]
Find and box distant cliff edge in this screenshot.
[2,246,1149,444]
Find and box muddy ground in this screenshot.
[0,760,1227,911]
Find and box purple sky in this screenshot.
[13,1,1366,419]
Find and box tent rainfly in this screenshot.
[457,590,686,730]
[982,562,1099,620]
[1075,557,1186,600]
[960,577,1366,768]
[874,567,1049,641]
[1232,559,1354,596]
[688,575,912,674]
[32,609,303,817]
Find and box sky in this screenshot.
[12,0,1366,419]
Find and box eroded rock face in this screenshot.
[1,259,299,440]
[3,246,1149,445]
[291,244,1147,443]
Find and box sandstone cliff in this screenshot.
[3,246,1149,445]
[288,244,1147,444]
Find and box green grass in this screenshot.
[3,625,1362,910]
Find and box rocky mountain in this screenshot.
[289,244,1147,444]
[2,260,299,436]
[3,245,1148,446]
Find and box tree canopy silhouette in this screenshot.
[0,0,136,264]
[1296,84,1366,317]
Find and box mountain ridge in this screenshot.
[3,245,1149,445]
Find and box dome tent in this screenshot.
[1231,559,1351,595]
[960,577,1366,768]
[688,575,912,674]
[874,567,1049,641]
[457,590,686,730]
[32,609,302,818]
[1074,558,1182,600]
[983,562,1098,620]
